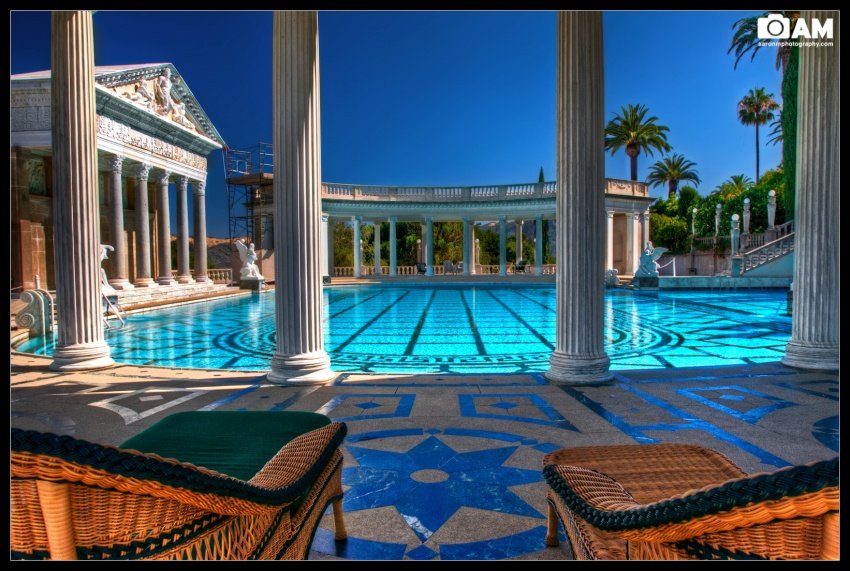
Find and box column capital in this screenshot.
[155,170,171,185]
[193,179,206,196]
[606,210,616,218]
[499,215,506,222]
[389,215,397,223]
[175,175,188,190]
[321,213,329,222]
[133,163,151,180]
[107,154,124,173]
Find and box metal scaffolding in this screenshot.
[224,142,274,248]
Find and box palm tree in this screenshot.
[604,103,672,181]
[728,11,801,75]
[646,154,701,199]
[737,87,780,183]
[714,174,754,200]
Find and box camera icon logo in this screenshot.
[758,14,791,39]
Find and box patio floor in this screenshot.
[9,352,838,560]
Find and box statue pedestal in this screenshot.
[240,278,265,291]
[633,276,659,289]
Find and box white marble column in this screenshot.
[472,237,479,275]
[269,10,333,384]
[516,218,523,262]
[353,217,362,277]
[192,179,210,283]
[326,215,335,277]
[546,11,612,384]
[155,170,176,285]
[107,154,132,289]
[49,10,113,371]
[499,216,507,276]
[782,10,839,371]
[320,214,330,279]
[133,163,156,288]
[175,176,194,284]
[535,215,544,276]
[389,216,397,276]
[631,213,642,273]
[462,217,471,275]
[373,221,382,276]
[642,209,650,247]
[606,210,615,271]
[425,217,434,276]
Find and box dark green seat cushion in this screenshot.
[120,411,332,481]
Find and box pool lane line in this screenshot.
[482,289,554,350]
[329,289,398,319]
[333,290,413,353]
[459,290,488,355]
[403,290,438,356]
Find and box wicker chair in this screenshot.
[11,411,348,560]
[543,443,839,560]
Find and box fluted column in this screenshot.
[499,216,507,276]
[321,214,330,278]
[782,10,839,371]
[327,216,335,276]
[631,213,642,273]
[546,11,612,384]
[535,215,544,276]
[516,218,523,262]
[606,210,615,271]
[155,170,175,285]
[269,10,334,384]
[642,209,650,247]
[107,154,132,289]
[389,216,397,276]
[425,217,434,275]
[175,176,193,284]
[133,163,156,287]
[192,180,210,283]
[373,221,381,276]
[353,217,362,277]
[462,217,471,275]
[49,10,113,371]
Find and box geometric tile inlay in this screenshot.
[316,394,415,422]
[678,385,797,424]
[458,393,578,431]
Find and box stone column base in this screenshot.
[546,352,613,385]
[157,276,177,286]
[109,279,134,291]
[133,278,159,288]
[176,275,195,285]
[194,276,212,284]
[268,350,335,385]
[51,342,114,371]
[781,341,839,372]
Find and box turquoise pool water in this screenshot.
[16,285,792,373]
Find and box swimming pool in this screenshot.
[16,285,792,374]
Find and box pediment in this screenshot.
[94,64,224,147]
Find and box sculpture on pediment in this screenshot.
[124,81,155,110]
[154,68,175,116]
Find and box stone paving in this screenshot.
[9,352,838,561]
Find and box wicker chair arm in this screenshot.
[248,422,347,492]
[544,458,839,543]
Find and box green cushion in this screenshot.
[120,411,331,481]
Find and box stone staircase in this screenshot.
[115,282,239,311]
[741,231,795,274]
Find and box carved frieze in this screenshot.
[97,116,207,171]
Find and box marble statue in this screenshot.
[604,268,621,286]
[236,239,264,280]
[100,244,117,297]
[634,241,668,278]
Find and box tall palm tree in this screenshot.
[646,154,701,199]
[737,87,781,183]
[728,11,801,75]
[604,103,672,181]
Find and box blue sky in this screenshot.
[11,10,782,238]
